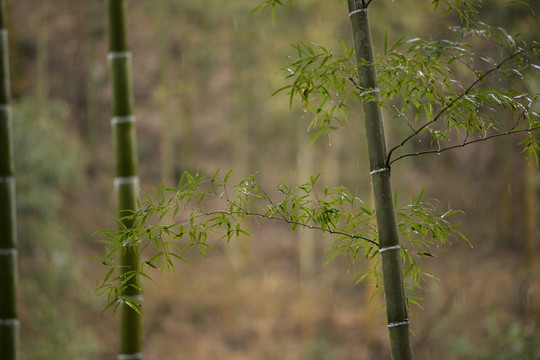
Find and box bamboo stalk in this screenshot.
[36,1,48,119]
[346,1,413,359]
[107,1,142,359]
[525,156,537,271]
[0,0,18,358]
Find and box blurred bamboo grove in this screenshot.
[3,0,539,359]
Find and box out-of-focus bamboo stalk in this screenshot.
[297,121,316,340]
[156,0,175,185]
[106,1,142,359]
[36,1,48,119]
[525,156,537,272]
[0,0,18,358]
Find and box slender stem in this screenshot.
[347,1,414,359]
[197,209,380,247]
[107,1,142,359]
[0,0,18,357]
[390,127,535,164]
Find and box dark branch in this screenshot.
[199,209,380,247]
[389,127,537,165]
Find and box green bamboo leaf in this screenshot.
[169,252,189,264]
[145,252,164,268]
[326,246,346,264]
[355,269,373,285]
[100,297,121,315]
[224,169,232,183]
[123,296,142,315]
[102,267,116,285]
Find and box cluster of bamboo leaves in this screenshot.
[276,22,540,164]
[96,169,466,311]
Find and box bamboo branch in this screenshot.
[194,209,380,247]
[389,125,538,164]
[131,183,380,248]
[386,51,523,165]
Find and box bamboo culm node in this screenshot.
[0,175,13,183]
[378,245,401,253]
[370,167,390,175]
[348,8,367,17]
[117,352,143,360]
[112,115,136,125]
[0,248,16,256]
[387,320,410,328]
[0,319,18,326]
[108,51,132,60]
[114,176,139,186]
[124,294,143,302]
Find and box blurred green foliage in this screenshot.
[451,320,540,360]
[12,97,98,359]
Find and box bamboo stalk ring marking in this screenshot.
[0,318,19,326]
[114,176,139,186]
[387,320,409,328]
[0,175,14,183]
[369,167,390,175]
[111,115,136,125]
[348,8,367,17]
[117,353,143,360]
[0,248,17,257]
[107,51,132,60]
[124,294,143,302]
[378,245,401,253]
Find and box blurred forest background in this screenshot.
[7,0,540,359]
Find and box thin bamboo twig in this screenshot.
[389,126,536,164]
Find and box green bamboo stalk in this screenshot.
[107,1,142,359]
[347,1,413,359]
[0,1,18,358]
